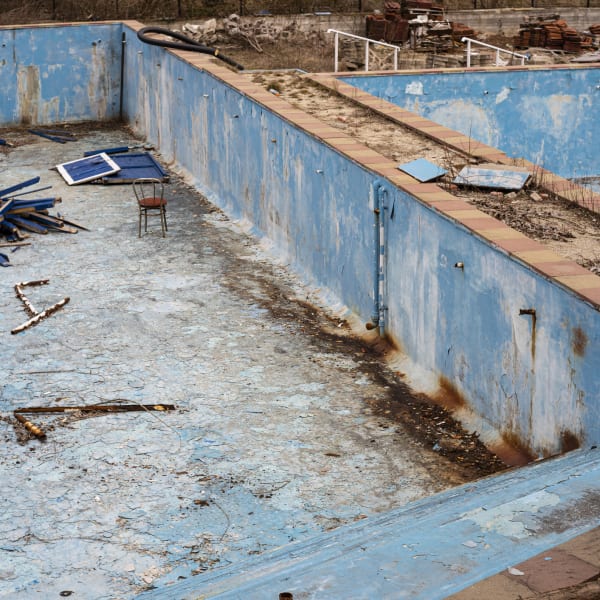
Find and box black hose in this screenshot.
[136,26,244,71]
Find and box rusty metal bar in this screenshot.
[12,404,175,441]
[15,404,175,414]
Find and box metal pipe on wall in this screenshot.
[367,181,388,335]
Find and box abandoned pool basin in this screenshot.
[0,18,599,599]
[0,17,599,473]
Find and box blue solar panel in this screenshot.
[57,153,120,185]
[97,152,168,184]
[398,158,447,182]
[453,164,531,190]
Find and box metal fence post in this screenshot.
[334,31,339,73]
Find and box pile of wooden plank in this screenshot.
[0,177,83,242]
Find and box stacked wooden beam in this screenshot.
[0,177,81,242]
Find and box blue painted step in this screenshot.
[137,448,600,600]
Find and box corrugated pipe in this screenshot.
[367,181,388,336]
[136,27,244,71]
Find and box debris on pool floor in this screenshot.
[0,125,505,599]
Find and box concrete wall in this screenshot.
[0,24,122,126]
[0,22,598,457]
[341,68,600,180]
[120,23,600,457]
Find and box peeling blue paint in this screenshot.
[138,448,600,600]
[0,22,598,459]
[341,68,600,180]
[120,26,600,457]
[0,24,122,125]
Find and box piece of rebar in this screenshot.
[56,217,89,231]
[14,413,46,439]
[15,404,175,414]
[11,297,70,334]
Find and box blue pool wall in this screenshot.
[0,22,598,457]
[341,69,600,181]
[0,24,122,125]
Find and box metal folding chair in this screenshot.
[133,178,168,237]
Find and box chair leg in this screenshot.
[138,209,142,237]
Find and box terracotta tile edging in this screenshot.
[171,57,600,308]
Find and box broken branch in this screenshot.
[11,296,70,334]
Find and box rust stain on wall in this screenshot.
[572,327,588,357]
[560,430,581,453]
[17,65,40,125]
[435,375,467,410]
[492,430,536,466]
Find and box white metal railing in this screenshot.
[461,36,529,68]
[327,29,401,73]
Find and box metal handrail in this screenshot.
[461,36,529,68]
[327,29,401,73]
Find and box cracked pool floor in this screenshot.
[1,126,489,599]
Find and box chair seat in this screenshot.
[138,196,167,209]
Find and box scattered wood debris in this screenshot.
[11,279,69,335]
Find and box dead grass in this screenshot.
[217,39,335,73]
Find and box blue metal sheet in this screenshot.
[0,177,41,198]
[96,152,168,184]
[398,158,447,182]
[453,164,531,190]
[84,146,130,156]
[56,153,120,185]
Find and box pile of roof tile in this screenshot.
[452,22,475,42]
[515,18,594,52]
[365,0,445,44]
